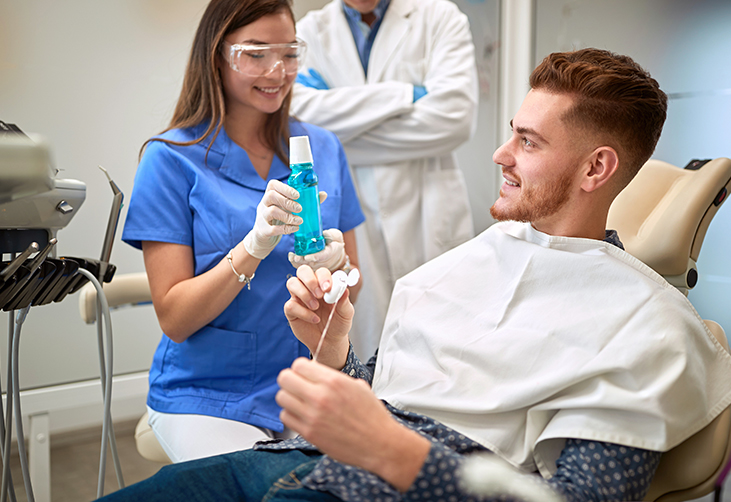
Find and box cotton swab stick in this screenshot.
[313,303,338,362]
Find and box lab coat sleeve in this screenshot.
[344,7,478,165]
[292,10,415,145]
[292,81,415,145]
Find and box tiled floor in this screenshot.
[8,420,162,502]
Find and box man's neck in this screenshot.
[530,194,612,240]
[531,212,609,241]
[360,11,376,26]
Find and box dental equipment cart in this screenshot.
[0,122,124,502]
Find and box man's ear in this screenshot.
[580,146,619,193]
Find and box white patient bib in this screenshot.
[372,221,731,477]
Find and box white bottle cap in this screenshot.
[289,136,313,165]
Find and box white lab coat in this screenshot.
[293,0,479,358]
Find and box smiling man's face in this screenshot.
[490,89,591,230]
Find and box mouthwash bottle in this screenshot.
[288,136,325,256]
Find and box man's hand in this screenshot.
[276,358,431,491]
[296,68,330,90]
[413,85,428,102]
[284,265,352,369]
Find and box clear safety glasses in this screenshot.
[223,40,307,77]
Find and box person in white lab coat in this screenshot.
[292,0,479,358]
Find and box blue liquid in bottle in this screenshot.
[289,136,325,256]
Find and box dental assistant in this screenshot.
[292,0,479,358]
[121,0,364,463]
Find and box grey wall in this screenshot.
[0,1,210,389]
[0,0,498,390]
[535,0,731,336]
[454,0,500,235]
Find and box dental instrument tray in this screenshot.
[0,253,115,311]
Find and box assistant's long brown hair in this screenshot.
[141,0,295,163]
[530,48,667,189]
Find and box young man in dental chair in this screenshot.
[99,48,731,502]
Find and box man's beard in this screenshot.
[490,170,573,222]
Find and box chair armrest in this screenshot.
[78,272,151,324]
[644,320,731,501]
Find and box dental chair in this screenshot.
[79,157,731,498]
[606,157,731,296]
[466,157,731,502]
[606,157,731,502]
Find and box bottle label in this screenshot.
[288,162,325,255]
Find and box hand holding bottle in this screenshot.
[288,228,346,272]
[243,180,303,260]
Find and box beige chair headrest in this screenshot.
[607,158,731,287]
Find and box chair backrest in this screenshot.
[644,320,731,502]
[607,158,731,294]
[608,157,731,500]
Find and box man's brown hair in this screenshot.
[530,48,668,187]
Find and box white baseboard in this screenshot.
[3,371,149,438]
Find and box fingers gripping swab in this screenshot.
[312,269,360,362]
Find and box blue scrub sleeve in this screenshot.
[122,140,195,250]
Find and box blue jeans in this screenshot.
[97,450,342,501]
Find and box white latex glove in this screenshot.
[288,228,346,272]
[243,180,302,260]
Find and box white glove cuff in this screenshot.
[243,232,281,260]
[338,253,351,274]
[325,247,347,273]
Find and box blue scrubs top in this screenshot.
[122,120,365,431]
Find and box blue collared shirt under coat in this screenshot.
[121,120,365,431]
[342,0,391,75]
